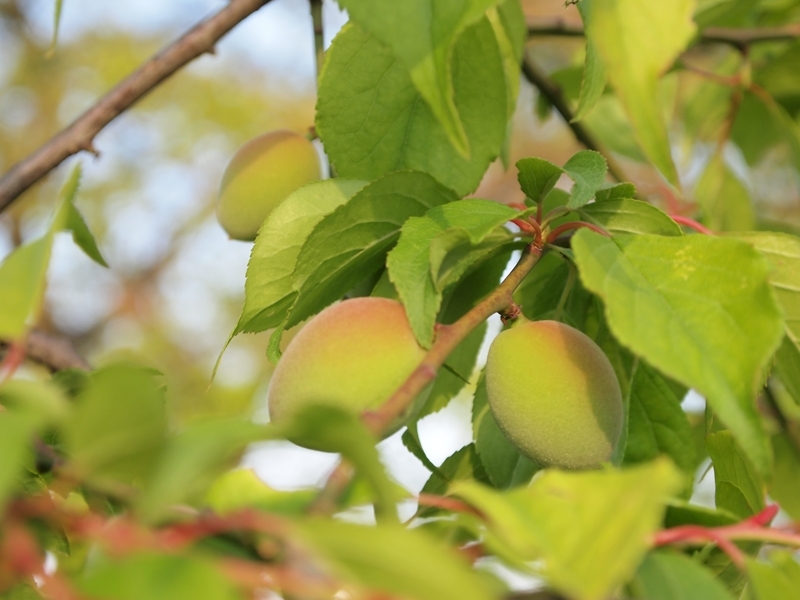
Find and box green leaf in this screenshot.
[595,182,637,202]
[65,202,108,267]
[288,171,456,328]
[0,379,69,426]
[624,361,696,475]
[317,19,507,196]
[236,179,367,335]
[452,459,683,600]
[695,155,755,232]
[747,552,800,600]
[516,157,564,204]
[628,551,736,600]
[572,231,784,475]
[298,519,502,600]
[204,468,315,516]
[769,432,800,520]
[77,553,244,600]
[472,373,538,489]
[402,422,445,478]
[579,199,683,236]
[488,0,525,124]
[663,501,739,528]
[573,39,608,122]
[388,199,517,347]
[581,0,696,184]
[563,150,608,209]
[337,0,501,157]
[707,430,765,518]
[137,419,267,523]
[64,364,168,486]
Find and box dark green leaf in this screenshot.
[573,39,608,122]
[65,202,108,267]
[563,150,608,209]
[515,157,564,204]
[769,432,800,520]
[707,430,765,518]
[595,182,637,202]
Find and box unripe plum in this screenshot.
[268,297,426,449]
[217,130,321,241]
[485,319,623,470]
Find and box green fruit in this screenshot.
[268,297,426,450]
[485,319,623,470]
[217,130,321,241]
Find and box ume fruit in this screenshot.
[485,319,623,470]
[217,130,321,241]
[268,297,426,449]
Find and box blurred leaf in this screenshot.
[472,373,538,489]
[137,419,267,523]
[289,171,456,327]
[563,150,608,209]
[663,501,739,528]
[624,361,696,476]
[278,405,405,521]
[49,0,64,52]
[387,199,517,347]
[516,157,563,204]
[584,95,647,162]
[707,430,764,518]
[580,199,683,236]
[77,553,243,600]
[769,432,800,520]
[337,0,500,156]
[317,20,507,196]
[747,552,800,600]
[453,459,683,600]
[695,155,755,232]
[64,364,167,486]
[204,469,315,516]
[573,230,784,475]
[0,379,69,425]
[582,0,696,184]
[0,413,37,510]
[236,179,366,335]
[628,551,735,600]
[488,0,525,122]
[298,519,503,600]
[573,39,608,122]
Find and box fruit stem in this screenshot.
[546,221,609,244]
[310,242,545,515]
[669,215,715,235]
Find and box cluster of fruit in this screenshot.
[217,132,624,470]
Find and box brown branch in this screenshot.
[310,242,545,515]
[526,17,800,48]
[0,0,273,214]
[1,330,90,372]
[521,57,627,184]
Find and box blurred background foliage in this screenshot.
[1,0,799,495]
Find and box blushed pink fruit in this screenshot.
[485,319,623,470]
[268,298,427,450]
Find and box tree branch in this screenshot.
[1,330,90,372]
[310,242,545,515]
[526,17,800,48]
[0,0,273,214]
[521,57,627,184]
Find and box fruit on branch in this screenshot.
[485,319,623,470]
[268,297,427,450]
[216,130,321,241]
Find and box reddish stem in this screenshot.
[670,215,715,235]
[0,340,27,381]
[416,493,484,517]
[546,221,609,244]
[653,525,747,569]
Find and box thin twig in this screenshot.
[310,242,545,515]
[0,0,273,214]
[526,17,800,49]
[1,330,90,372]
[521,56,627,184]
